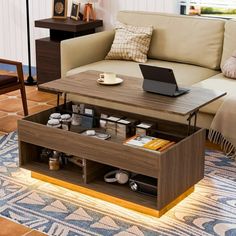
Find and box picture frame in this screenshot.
[52,0,68,19]
[70,2,80,20]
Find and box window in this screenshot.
[179,0,236,18]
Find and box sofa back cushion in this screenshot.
[117,11,225,70]
[221,19,236,69]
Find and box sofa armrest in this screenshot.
[61,30,115,77]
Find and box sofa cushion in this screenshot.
[117,11,225,70]
[66,59,219,86]
[222,50,236,79]
[221,19,236,69]
[105,22,153,63]
[193,73,235,114]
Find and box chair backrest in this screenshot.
[0,58,28,116]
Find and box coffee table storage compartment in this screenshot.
[18,103,205,216]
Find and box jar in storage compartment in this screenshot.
[61,114,72,130]
[47,119,61,128]
[49,157,60,170]
[49,113,61,120]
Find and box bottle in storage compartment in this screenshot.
[49,151,60,170]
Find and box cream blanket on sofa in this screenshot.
[208,96,236,160]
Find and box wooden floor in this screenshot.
[0,70,59,135]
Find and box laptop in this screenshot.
[139,64,190,97]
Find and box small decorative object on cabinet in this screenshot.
[70,2,80,20]
[35,18,103,85]
[82,0,98,22]
[52,0,68,19]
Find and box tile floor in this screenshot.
[0,70,58,135]
[0,217,46,236]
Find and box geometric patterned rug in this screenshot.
[0,132,235,236]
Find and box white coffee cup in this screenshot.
[99,72,116,83]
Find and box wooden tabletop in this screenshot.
[39,70,226,116]
[35,18,103,32]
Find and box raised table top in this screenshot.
[39,70,226,116]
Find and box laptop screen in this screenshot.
[139,64,178,86]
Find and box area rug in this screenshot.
[0,132,235,236]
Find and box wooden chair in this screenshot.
[0,59,28,116]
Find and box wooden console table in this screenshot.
[18,71,226,217]
[35,18,103,85]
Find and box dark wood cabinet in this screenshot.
[35,18,103,85]
[35,38,60,85]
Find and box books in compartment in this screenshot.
[124,135,175,152]
[143,138,170,150]
[158,141,176,152]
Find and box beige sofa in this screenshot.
[61,11,236,128]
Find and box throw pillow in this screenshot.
[105,22,153,63]
[222,50,236,79]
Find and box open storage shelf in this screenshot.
[26,162,156,209]
[23,162,84,185]
[18,102,205,217]
[88,178,157,209]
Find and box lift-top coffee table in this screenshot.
[18,70,226,217]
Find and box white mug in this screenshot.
[99,72,116,83]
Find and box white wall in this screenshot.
[0,0,178,67]
[0,0,51,67]
[96,0,178,29]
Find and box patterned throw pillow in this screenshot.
[105,22,153,63]
[222,50,236,79]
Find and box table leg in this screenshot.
[187,110,198,135]
[57,93,60,107]
[63,93,67,108]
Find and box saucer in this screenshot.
[97,78,123,85]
